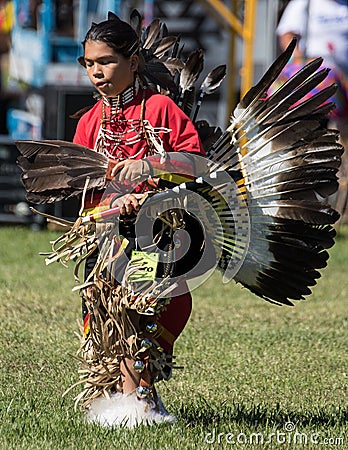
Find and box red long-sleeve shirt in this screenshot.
[73,88,205,158]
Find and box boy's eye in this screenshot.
[85,60,112,67]
[84,58,115,67]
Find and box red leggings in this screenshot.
[156,292,192,354]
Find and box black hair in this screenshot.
[82,11,139,59]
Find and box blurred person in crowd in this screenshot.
[272,0,348,219]
[278,0,348,74]
[276,0,348,130]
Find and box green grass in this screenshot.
[0,226,347,449]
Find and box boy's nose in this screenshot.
[93,64,103,77]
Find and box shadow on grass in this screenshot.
[334,225,348,241]
[179,398,348,428]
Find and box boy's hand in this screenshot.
[111,193,146,215]
[111,159,151,184]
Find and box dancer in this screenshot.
[16,12,342,428]
[73,12,206,425]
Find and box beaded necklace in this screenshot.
[94,81,170,162]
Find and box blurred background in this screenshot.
[0,0,346,226]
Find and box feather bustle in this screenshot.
[219,39,342,304]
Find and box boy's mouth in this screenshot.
[96,81,109,89]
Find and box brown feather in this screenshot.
[143,19,161,50]
[153,37,178,58]
[16,140,108,203]
[159,56,184,75]
[179,49,204,92]
[129,9,142,38]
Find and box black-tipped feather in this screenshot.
[200,65,227,94]
[258,67,330,122]
[240,38,297,108]
[192,64,227,121]
[143,19,161,50]
[266,57,323,107]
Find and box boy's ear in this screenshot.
[78,56,86,67]
[130,55,139,71]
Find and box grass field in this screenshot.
[0,226,347,450]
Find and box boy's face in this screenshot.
[83,40,138,97]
